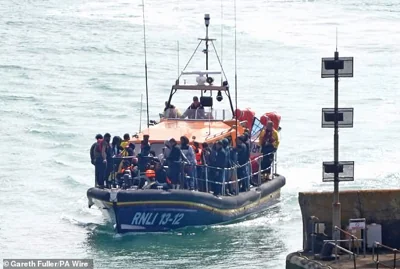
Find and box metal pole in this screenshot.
[205,26,209,73]
[332,50,341,241]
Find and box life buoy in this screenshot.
[260,112,281,130]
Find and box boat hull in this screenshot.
[87,175,285,233]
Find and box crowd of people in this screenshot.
[89,121,279,196]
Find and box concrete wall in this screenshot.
[299,189,400,250]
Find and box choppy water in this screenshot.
[1,0,399,268]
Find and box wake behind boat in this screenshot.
[87,14,286,233]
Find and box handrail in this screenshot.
[326,241,357,269]
[372,242,399,269]
[334,226,357,239]
[105,151,277,195]
[333,225,365,257]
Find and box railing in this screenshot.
[160,108,232,121]
[372,242,400,269]
[325,241,358,269]
[319,226,362,269]
[105,151,278,195]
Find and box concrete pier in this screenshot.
[286,189,400,269]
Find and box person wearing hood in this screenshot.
[221,138,233,195]
[90,134,103,186]
[166,138,181,188]
[210,140,226,196]
[236,136,249,192]
[180,136,196,190]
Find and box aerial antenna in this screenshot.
[142,0,150,128]
[336,27,338,51]
[220,0,223,84]
[234,0,238,140]
[139,94,143,132]
[177,41,180,77]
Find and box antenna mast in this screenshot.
[139,94,143,132]
[177,41,180,77]
[204,14,210,73]
[221,0,223,84]
[234,0,238,139]
[336,27,338,51]
[142,0,150,128]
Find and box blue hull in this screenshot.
[87,175,285,233]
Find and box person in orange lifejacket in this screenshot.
[192,142,202,165]
[259,121,279,180]
[192,141,202,191]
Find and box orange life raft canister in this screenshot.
[234,108,255,130]
[260,112,281,130]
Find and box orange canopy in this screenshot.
[130,119,245,145]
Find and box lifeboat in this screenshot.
[86,15,285,234]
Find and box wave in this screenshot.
[26,128,78,139]
[0,64,39,71]
[0,94,38,102]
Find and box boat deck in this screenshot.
[300,251,398,269]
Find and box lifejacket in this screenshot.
[261,129,275,146]
[195,148,202,165]
[145,169,156,178]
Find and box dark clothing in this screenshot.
[236,143,249,192]
[236,144,248,165]
[104,142,113,186]
[201,147,211,165]
[90,142,97,165]
[155,168,167,184]
[95,160,106,187]
[261,144,276,174]
[210,148,226,195]
[167,145,181,185]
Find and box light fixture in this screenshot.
[204,14,210,27]
[216,90,223,102]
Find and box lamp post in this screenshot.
[321,49,355,241]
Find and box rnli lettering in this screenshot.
[131,212,185,226]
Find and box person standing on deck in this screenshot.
[93,133,111,188]
[259,121,279,180]
[166,138,181,189]
[210,141,226,196]
[236,136,249,192]
[103,133,113,188]
[90,134,103,186]
[222,139,233,195]
[192,141,202,190]
[180,136,196,190]
[200,142,211,192]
